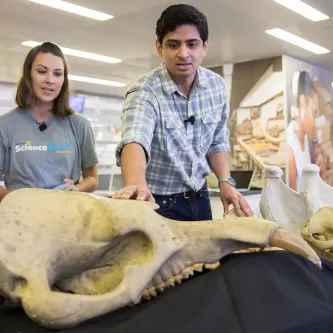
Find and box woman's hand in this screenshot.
[61,179,78,191]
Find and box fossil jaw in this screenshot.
[142,262,220,300]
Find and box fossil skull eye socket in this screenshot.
[56,231,154,295]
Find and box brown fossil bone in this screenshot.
[301,206,333,260]
[0,188,321,329]
[237,118,253,135]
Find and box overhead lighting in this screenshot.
[69,75,126,87]
[28,0,113,21]
[21,41,121,64]
[265,28,330,54]
[272,0,329,21]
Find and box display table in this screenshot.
[237,138,285,172]
[2,251,333,333]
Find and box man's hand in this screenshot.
[112,185,155,202]
[219,182,253,217]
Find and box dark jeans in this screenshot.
[152,190,213,221]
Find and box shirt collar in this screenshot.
[158,62,208,95]
[195,67,208,90]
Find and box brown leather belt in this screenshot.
[173,184,208,198]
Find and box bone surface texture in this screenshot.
[0,189,321,329]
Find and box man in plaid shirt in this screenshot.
[114,4,253,220]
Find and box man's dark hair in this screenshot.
[156,4,208,45]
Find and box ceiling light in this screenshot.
[69,75,126,87]
[22,41,121,64]
[265,28,330,54]
[272,0,329,21]
[28,0,113,21]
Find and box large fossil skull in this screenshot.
[0,188,321,329]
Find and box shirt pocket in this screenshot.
[164,117,187,152]
[200,112,220,148]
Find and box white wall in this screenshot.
[0,81,124,137]
[0,83,16,115]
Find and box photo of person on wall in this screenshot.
[287,70,326,191]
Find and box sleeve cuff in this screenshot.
[207,143,231,156]
[82,159,99,169]
[116,136,151,166]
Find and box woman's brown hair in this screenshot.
[15,41,74,117]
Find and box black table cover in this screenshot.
[2,251,333,333]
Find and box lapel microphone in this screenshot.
[37,121,47,132]
[184,115,195,125]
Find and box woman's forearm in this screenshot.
[76,176,98,193]
[0,187,10,202]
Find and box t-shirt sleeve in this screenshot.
[79,118,99,169]
[0,130,6,171]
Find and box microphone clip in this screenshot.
[184,115,195,125]
[38,122,47,132]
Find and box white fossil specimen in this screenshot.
[259,166,310,237]
[300,164,333,209]
[259,164,333,236]
[259,164,333,261]
[0,188,321,329]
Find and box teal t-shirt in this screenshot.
[0,108,99,190]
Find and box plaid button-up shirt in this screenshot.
[116,62,230,195]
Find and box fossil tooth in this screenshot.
[192,264,203,272]
[204,261,220,270]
